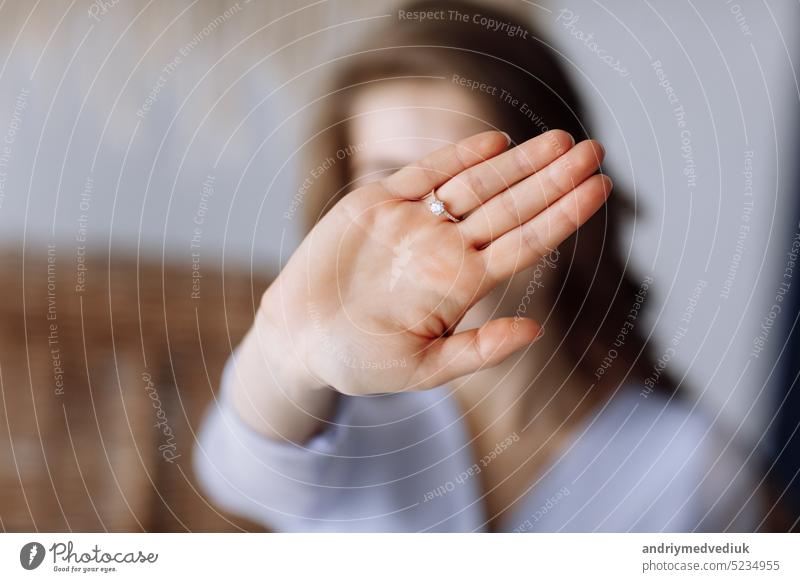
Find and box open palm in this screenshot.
[262,130,610,395]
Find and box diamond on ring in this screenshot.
[426,191,460,222]
[429,198,446,216]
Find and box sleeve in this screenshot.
[695,428,766,533]
[192,352,360,532]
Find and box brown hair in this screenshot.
[300,0,680,400]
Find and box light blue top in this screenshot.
[193,356,762,532]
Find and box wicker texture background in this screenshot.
[0,248,269,531]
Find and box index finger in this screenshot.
[380,130,510,200]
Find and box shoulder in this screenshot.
[546,386,763,531]
[597,387,756,488]
[606,388,714,451]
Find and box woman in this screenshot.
[194,0,763,532]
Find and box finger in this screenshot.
[381,130,509,201]
[415,317,543,388]
[482,174,613,284]
[459,140,604,246]
[436,129,575,217]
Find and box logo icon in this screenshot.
[20,542,45,570]
[390,235,413,291]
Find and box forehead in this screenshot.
[347,81,491,161]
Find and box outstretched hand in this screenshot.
[260,129,610,395]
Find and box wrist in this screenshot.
[229,310,337,442]
[253,293,327,395]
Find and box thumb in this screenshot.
[415,317,543,389]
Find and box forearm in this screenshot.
[227,308,339,444]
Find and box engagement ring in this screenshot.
[426,190,460,223]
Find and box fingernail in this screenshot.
[567,132,576,146]
[500,131,512,145]
[535,327,545,341]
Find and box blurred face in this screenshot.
[346,80,558,327]
[348,81,490,188]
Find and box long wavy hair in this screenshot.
[300,0,680,402]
